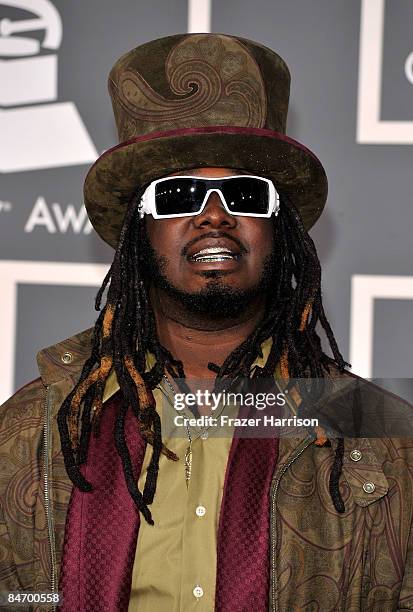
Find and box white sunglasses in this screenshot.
[139,175,280,219]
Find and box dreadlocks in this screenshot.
[57,186,349,524]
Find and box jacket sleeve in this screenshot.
[0,378,45,595]
[398,509,413,610]
[0,499,23,592]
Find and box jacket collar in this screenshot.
[101,334,275,404]
[36,327,274,390]
[36,327,94,386]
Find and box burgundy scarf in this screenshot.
[59,392,278,611]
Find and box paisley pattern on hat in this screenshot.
[113,35,267,135]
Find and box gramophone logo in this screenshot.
[0,0,98,172]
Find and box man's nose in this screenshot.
[192,190,237,228]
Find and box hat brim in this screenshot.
[84,126,327,248]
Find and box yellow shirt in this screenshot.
[129,388,234,611]
[102,340,273,612]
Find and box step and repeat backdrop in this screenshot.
[1,0,412,402]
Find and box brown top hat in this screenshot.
[84,33,327,248]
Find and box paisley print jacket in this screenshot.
[0,328,413,611]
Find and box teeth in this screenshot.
[193,254,235,262]
[193,246,233,256]
[190,246,238,262]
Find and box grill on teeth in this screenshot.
[190,246,237,262]
[194,254,235,262]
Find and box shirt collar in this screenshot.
[102,336,274,404]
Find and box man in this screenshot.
[1,33,412,612]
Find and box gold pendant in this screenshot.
[184,443,192,486]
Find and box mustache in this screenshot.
[181,231,248,257]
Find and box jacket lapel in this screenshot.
[36,328,95,578]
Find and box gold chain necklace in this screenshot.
[162,374,192,486]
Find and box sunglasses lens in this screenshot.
[221,177,270,215]
[152,176,272,217]
[155,178,207,215]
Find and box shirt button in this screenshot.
[201,430,209,440]
[196,505,206,517]
[193,585,204,599]
[61,352,73,364]
[350,449,362,462]
[363,481,376,494]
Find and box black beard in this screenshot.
[139,227,277,320]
